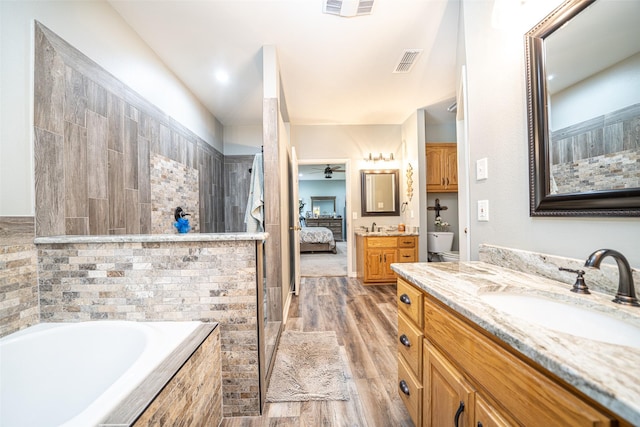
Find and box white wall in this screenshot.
[462,0,640,268]
[551,52,640,130]
[298,180,346,219]
[292,124,405,273]
[223,125,263,155]
[0,0,222,215]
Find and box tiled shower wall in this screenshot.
[150,153,200,234]
[224,155,255,232]
[550,103,640,193]
[33,22,224,237]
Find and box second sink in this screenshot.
[480,293,640,349]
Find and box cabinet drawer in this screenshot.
[423,295,614,426]
[398,248,417,262]
[398,355,423,427]
[398,237,416,248]
[366,236,397,248]
[398,278,423,327]
[398,312,423,378]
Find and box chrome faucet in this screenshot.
[584,249,639,307]
[371,222,377,232]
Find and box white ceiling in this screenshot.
[107,0,460,126]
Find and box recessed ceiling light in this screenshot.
[215,70,229,84]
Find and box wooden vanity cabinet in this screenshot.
[397,279,424,427]
[357,235,417,284]
[426,143,458,192]
[395,278,619,427]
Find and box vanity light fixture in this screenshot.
[366,152,394,162]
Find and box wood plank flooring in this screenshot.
[221,277,413,427]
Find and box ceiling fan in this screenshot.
[312,164,343,178]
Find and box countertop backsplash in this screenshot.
[479,244,638,296]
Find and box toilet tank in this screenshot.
[427,232,454,253]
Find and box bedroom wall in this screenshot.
[298,180,347,220]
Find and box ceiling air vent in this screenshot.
[323,0,374,17]
[393,49,423,73]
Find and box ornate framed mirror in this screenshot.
[525,0,640,216]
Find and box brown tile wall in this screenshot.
[37,238,262,417]
[224,155,255,232]
[33,22,225,237]
[0,217,38,337]
[131,327,223,427]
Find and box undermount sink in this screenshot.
[480,293,640,349]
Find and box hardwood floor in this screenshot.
[221,277,413,427]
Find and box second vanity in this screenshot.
[355,231,418,284]
[391,261,640,427]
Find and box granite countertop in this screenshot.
[354,230,419,237]
[34,232,268,244]
[391,261,640,425]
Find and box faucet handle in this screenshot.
[559,267,590,294]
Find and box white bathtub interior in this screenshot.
[0,320,202,427]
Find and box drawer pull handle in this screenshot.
[477,423,483,427]
[400,294,411,305]
[454,401,465,427]
[399,380,410,396]
[402,254,411,258]
[399,334,411,347]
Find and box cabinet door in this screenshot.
[365,248,385,280]
[382,248,397,279]
[426,148,446,190]
[427,144,458,193]
[445,147,458,190]
[475,395,512,427]
[424,340,475,427]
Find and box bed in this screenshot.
[299,226,337,254]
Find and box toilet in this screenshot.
[427,231,459,262]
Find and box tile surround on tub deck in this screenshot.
[35,234,266,418]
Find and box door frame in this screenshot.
[297,158,352,276]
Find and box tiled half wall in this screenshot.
[37,238,263,417]
[33,22,224,237]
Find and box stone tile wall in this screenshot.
[33,22,224,237]
[550,103,640,194]
[129,327,222,427]
[150,153,200,234]
[37,238,262,417]
[0,217,38,337]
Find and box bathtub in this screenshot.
[0,321,205,427]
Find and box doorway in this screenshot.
[297,160,350,277]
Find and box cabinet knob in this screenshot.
[399,380,410,396]
[399,334,411,347]
[399,294,411,305]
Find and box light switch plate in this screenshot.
[476,158,488,181]
[478,200,489,221]
[352,211,358,220]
